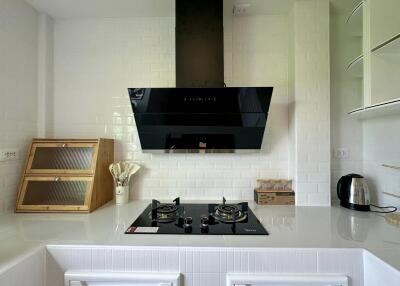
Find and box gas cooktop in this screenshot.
[125,197,268,235]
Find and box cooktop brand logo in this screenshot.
[244,228,257,232]
[184,96,217,102]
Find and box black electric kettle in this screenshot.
[337,174,370,211]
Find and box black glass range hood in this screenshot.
[128,87,273,153]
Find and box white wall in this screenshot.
[363,115,400,206]
[290,0,331,206]
[37,13,54,138]
[0,247,45,286]
[364,250,400,286]
[0,0,39,212]
[330,0,364,201]
[52,15,290,200]
[330,0,400,208]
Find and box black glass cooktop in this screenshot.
[125,198,268,235]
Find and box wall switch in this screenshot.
[233,4,251,16]
[0,149,19,162]
[334,148,349,159]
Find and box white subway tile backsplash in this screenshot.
[0,0,333,206]
[52,14,291,201]
[289,0,331,206]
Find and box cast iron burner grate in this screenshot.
[211,197,248,223]
[149,198,181,223]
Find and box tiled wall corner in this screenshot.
[291,0,331,206]
[0,0,39,212]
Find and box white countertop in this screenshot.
[1,200,400,272]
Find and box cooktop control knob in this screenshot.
[184,217,193,233]
[184,217,193,227]
[200,216,209,227]
[200,216,209,233]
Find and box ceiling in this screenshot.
[233,0,295,16]
[25,0,176,19]
[25,0,295,20]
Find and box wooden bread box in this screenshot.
[254,179,295,205]
[15,138,114,213]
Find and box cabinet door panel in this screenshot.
[65,272,181,286]
[226,274,348,286]
[26,142,97,174]
[17,176,92,212]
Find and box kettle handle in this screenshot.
[337,176,346,200]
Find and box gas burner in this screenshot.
[150,198,181,223]
[212,197,248,223]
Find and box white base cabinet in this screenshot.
[226,274,348,286]
[64,271,181,286]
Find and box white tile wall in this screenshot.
[0,0,39,212]
[46,246,365,286]
[0,0,333,205]
[330,0,364,202]
[290,0,331,206]
[52,15,290,200]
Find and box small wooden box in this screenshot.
[15,138,114,213]
[254,179,295,205]
[254,189,295,205]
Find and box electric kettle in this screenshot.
[337,174,371,211]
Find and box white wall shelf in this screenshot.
[346,1,364,37]
[372,33,400,54]
[348,99,400,120]
[346,54,363,78]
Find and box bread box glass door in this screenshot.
[17,176,92,212]
[26,142,97,174]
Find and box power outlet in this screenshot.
[334,148,349,159]
[0,149,19,162]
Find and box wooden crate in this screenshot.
[254,179,295,205]
[254,189,295,205]
[15,138,114,213]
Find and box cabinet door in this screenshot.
[26,142,97,174]
[17,176,93,212]
[370,0,400,49]
[64,272,181,286]
[226,274,348,286]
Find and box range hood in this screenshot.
[128,87,273,153]
[128,0,273,153]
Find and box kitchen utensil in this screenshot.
[109,161,141,204]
